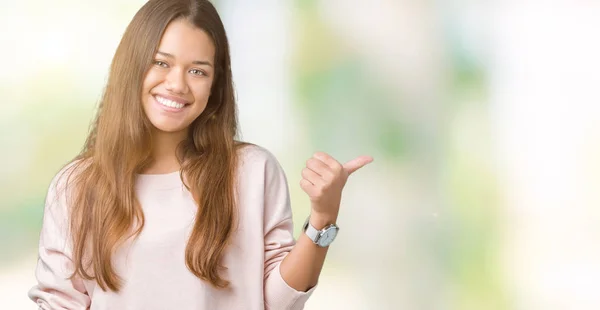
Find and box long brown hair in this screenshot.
[60,0,245,291]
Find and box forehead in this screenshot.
[157,18,215,62]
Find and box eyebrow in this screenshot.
[156,51,213,67]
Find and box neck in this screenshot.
[143,129,187,174]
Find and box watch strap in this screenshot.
[303,216,320,243]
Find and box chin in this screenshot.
[151,123,189,133]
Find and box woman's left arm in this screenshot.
[279,152,373,292]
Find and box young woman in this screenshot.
[28,0,372,309]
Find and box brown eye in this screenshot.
[189,68,206,76]
[154,60,168,68]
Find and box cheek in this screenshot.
[192,82,213,103]
[142,70,163,92]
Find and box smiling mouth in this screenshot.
[154,95,190,110]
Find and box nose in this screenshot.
[165,67,189,94]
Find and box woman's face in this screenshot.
[141,18,216,135]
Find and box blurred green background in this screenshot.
[2,1,600,309]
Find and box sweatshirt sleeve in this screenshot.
[261,150,317,310]
[28,169,91,310]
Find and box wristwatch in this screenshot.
[302,215,339,247]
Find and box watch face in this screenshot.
[317,226,338,247]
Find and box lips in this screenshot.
[153,93,191,105]
[152,95,189,112]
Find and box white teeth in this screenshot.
[155,96,185,109]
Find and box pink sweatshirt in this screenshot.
[28,145,316,309]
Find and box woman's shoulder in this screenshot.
[42,158,90,218]
[236,142,286,176]
[237,143,279,165]
[51,158,90,186]
[46,157,92,201]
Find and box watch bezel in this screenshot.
[316,224,339,247]
[303,216,340,247]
